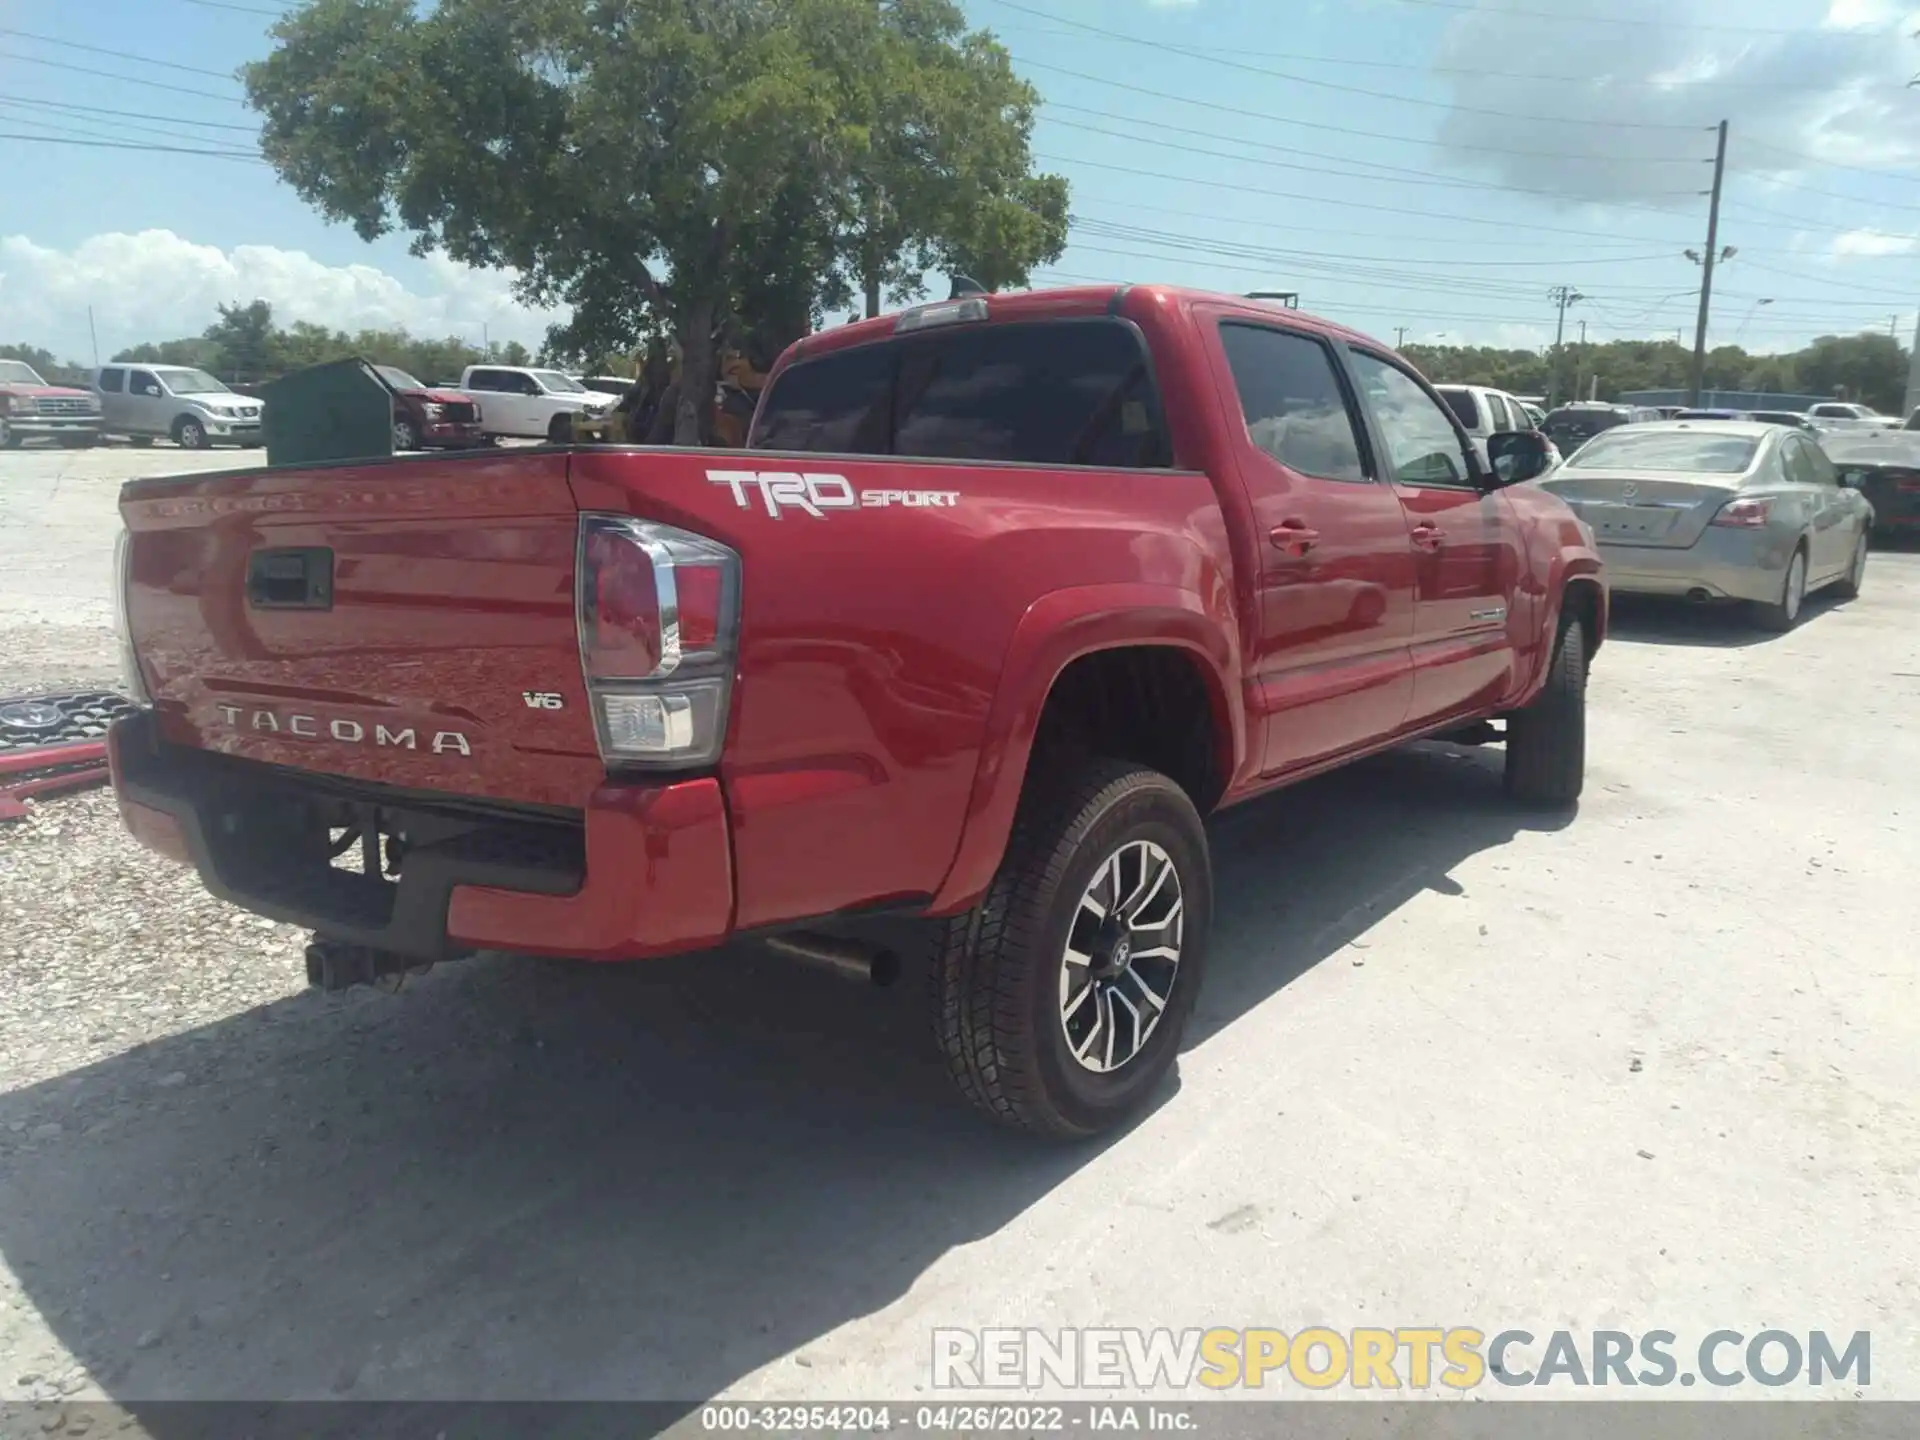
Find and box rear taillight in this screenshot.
[576,514,740,769]
[1711,497,1773,529]
[112,528,152,706]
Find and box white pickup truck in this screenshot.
[455,365,625,442]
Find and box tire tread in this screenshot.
[930,758,1196,1137]
[1504,618,1587,805]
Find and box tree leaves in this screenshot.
[242,0,1069,441]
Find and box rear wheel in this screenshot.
[931,757,1210,1139]
[1752,544,1808,632]
[1831,529,1868,600]
[1504,617,1586,806]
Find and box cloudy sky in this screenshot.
[3,0,1918,362]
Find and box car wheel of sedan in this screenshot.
[1831,530,1869,600]
[931,757,1211,1139]
[1504,617,1586,806]
[172,417,209,450]
[1753,544,1808,632]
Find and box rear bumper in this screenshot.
[1596,528,1788,604]
[107,711,734,962]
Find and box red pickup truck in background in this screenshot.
[107,284,1605,1138]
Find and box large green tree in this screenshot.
[243,0,1068,443]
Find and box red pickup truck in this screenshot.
[107,285,1604,1138]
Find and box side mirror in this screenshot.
[1486,430,1550,487]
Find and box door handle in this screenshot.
[1269,519,1321,557]
[1410,522,1446,551]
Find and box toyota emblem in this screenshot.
[0,701,65,734]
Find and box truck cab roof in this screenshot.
[787,285,1378,367]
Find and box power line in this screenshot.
[1068,220,1697,299]
[0,26,241,80]
[179,0,287,15]
[1069,212,1679,268]
[1037,151,1696,246]
[0,51,248,102]
[1731,170,1920,216]
[1016,58,1710,163]
[992,19,1892,92]
[0,131,266,160]
[1064,195,1827,261]
[1738,134,1920,186]
[1378,0,1890,36]
[1043,112,1708,209]
[0,94,259,131]
[1733,259,1920,304]
[1042,102,1706,182]
[1066,236,1596,302]
[0,97,257,154]
[989,0,1707,129]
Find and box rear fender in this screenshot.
[927,583,1241,916]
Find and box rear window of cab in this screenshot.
[750,318,1171,468]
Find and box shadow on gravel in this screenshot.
[0,740,1565,1422]
[1603,591,1847,650]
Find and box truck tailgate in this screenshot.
[119,452,604,810]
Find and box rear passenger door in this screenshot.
[1208,318,1418,774]
[1347,351,1525,729]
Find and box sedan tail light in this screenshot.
[575,515,741,770]
[1710,497,1773,529]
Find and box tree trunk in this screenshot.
[674,293,720,448]
[863,267,881,321]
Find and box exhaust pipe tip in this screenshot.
[764,933,900,988]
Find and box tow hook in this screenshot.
[304,936,434,994]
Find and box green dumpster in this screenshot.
[259,357,395,467]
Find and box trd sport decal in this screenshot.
[707,470,960,519]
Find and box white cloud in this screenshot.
[1829,227,1919,256]
[0,230,566,363]
[1431,0,1920,208]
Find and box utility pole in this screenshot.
[1395,326,1409,348]
[1688,119,1730,407]
[1548,284,1583,407]
[87,306,99,369]
[1906,310,1920,422]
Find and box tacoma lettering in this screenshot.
[211,706,466,755]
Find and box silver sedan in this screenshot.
[1536,421,1875,631]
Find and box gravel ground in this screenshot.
[0,444,247,697]
[2,439,1917,1423]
